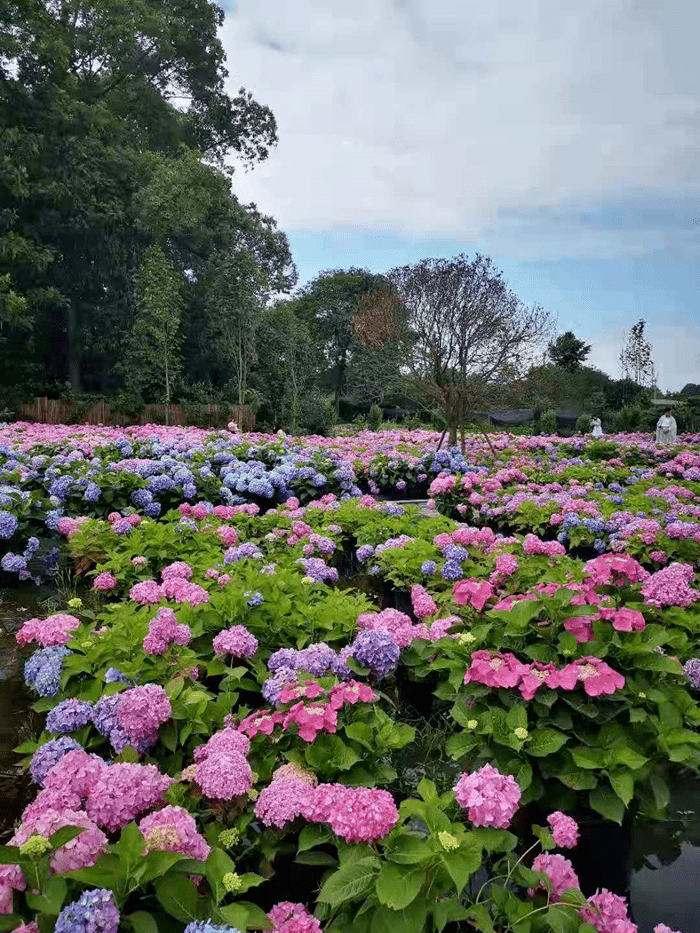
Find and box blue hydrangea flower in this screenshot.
[46,699,95,734]
[0,509,18,539]
[24,646,72,697]
[55,888,120,933]
[352,630,400,680]
[30,736,82,785]
[441,560,464,581]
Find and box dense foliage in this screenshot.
[0,425,694,933]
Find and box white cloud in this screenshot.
[221,0,700,249]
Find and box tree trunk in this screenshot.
[334,352,347,410]
[67,302,80,390]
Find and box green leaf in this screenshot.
[385,834,432,865]
[370,899,428,933]
[26,875,67,916]
[609,771,635,806]
[317,856,380,906]
[609,745,648,770]
[650,771,670,811]
[463,904,495,933]
[471,828,517,853]
[297,823,333,853]
[417,779,439,804]
[295,851,338,867]
[0,846,21,865]
[505,705,527,732]
[49,825,85,850]
[557,770,598,791]
[128,911,159,933]
[440,836,482,893]
[375,863,423,910]
[527,728,568,757]
[218,905,250,931]
[432,899,471,931]
[589,785,625,824]
[154,875,199,922]
[571,746,606,769]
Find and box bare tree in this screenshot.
[384,254,553,445]
[619,319,655,388]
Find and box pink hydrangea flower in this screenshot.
[161,578,209,606]
[584,554,649,586]
[194,751,253,800]
[548,657,625,697]
[464,650,530,689]
[10,807,107,873]
[93,572,118,592]
[139,805,210,861]
[161,562,192,582]
[86,763,173,832]
[143,607,192,655]
[641,563,699,608]
[117,685,172,742]
[653,926,680,933]
[411,585,438,619]
[454,764,521,828]
[581,889,637,933]
[129,580,163,605]
[356,608,415,648]
[523,535,566,557]
[453,578,495,611]
[16,613,80,647]
[193,727,251,763]
[43,749,106,801]
[212,625,258,658]
[255,778,315,828]
[268,902,322,933]
[547,811,579,848]
[529,853,580,901]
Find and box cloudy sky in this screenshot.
[220,0,700,390]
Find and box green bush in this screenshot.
[538,408,557,434]
[300,393,336,436]
[368,404,383,432]
[576,412,592,434]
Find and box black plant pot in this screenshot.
[397,672,437,719]
[567,812,633,896]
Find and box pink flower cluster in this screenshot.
[356,606,455,647]
[93,572,118,592]
[256,772,399,845]
[212,625,259,659]
[143,607,192,655]
[453,578,495,611]
[9,806,107,874]
[584,554,650,587]
[192,727,253,801]
[522,534,566,557]
[161,561,192,581]
[116,685,172,743]
[85,763,174,832]
[454,764,521,828]
[529,853,580,901]
[239,681,376,743]
[641,563,699,608]
[411,585,438,618]
[581,889,638,933]
[129,577,209,607]
[16,613,80,647]
[547,811,579,848]
[268,902,322,933]
[139,805,210,861]
[464,650,625,699]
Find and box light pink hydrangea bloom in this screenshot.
[139,805,210,861]
[547,811,579,848]
[454,764,521,829]
[529,853,580,901]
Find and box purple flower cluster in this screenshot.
[55,889,120,933]
[351,630,400,680]
[46,699,94,734]
[29,736,82,785]
[24,646,72,697]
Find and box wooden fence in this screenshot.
[17,398,255,431]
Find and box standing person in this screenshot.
[655,409,677,444]
[591,416,603,438]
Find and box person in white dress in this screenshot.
[591,417,603,438]
[655,409,677,445]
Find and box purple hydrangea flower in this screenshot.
[30,737,82,785]
[24,646,72,697]
[46,699,95,734]
[441,560,464,581]
[356,545,374,561]
[294,642,336,677]
[421,561,437,575]
[684,658,700,690]
[352,630,400,680]
[55,888,120,933]
[268,648,298,673]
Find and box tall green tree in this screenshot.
[548,331,591,372]
[124,246,184,415]
[619,319,655,388]
[0,0,283,391]
[293,268,388,407]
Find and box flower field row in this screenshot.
[0,426,697,932]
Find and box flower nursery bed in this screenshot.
[0,426,698,933]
